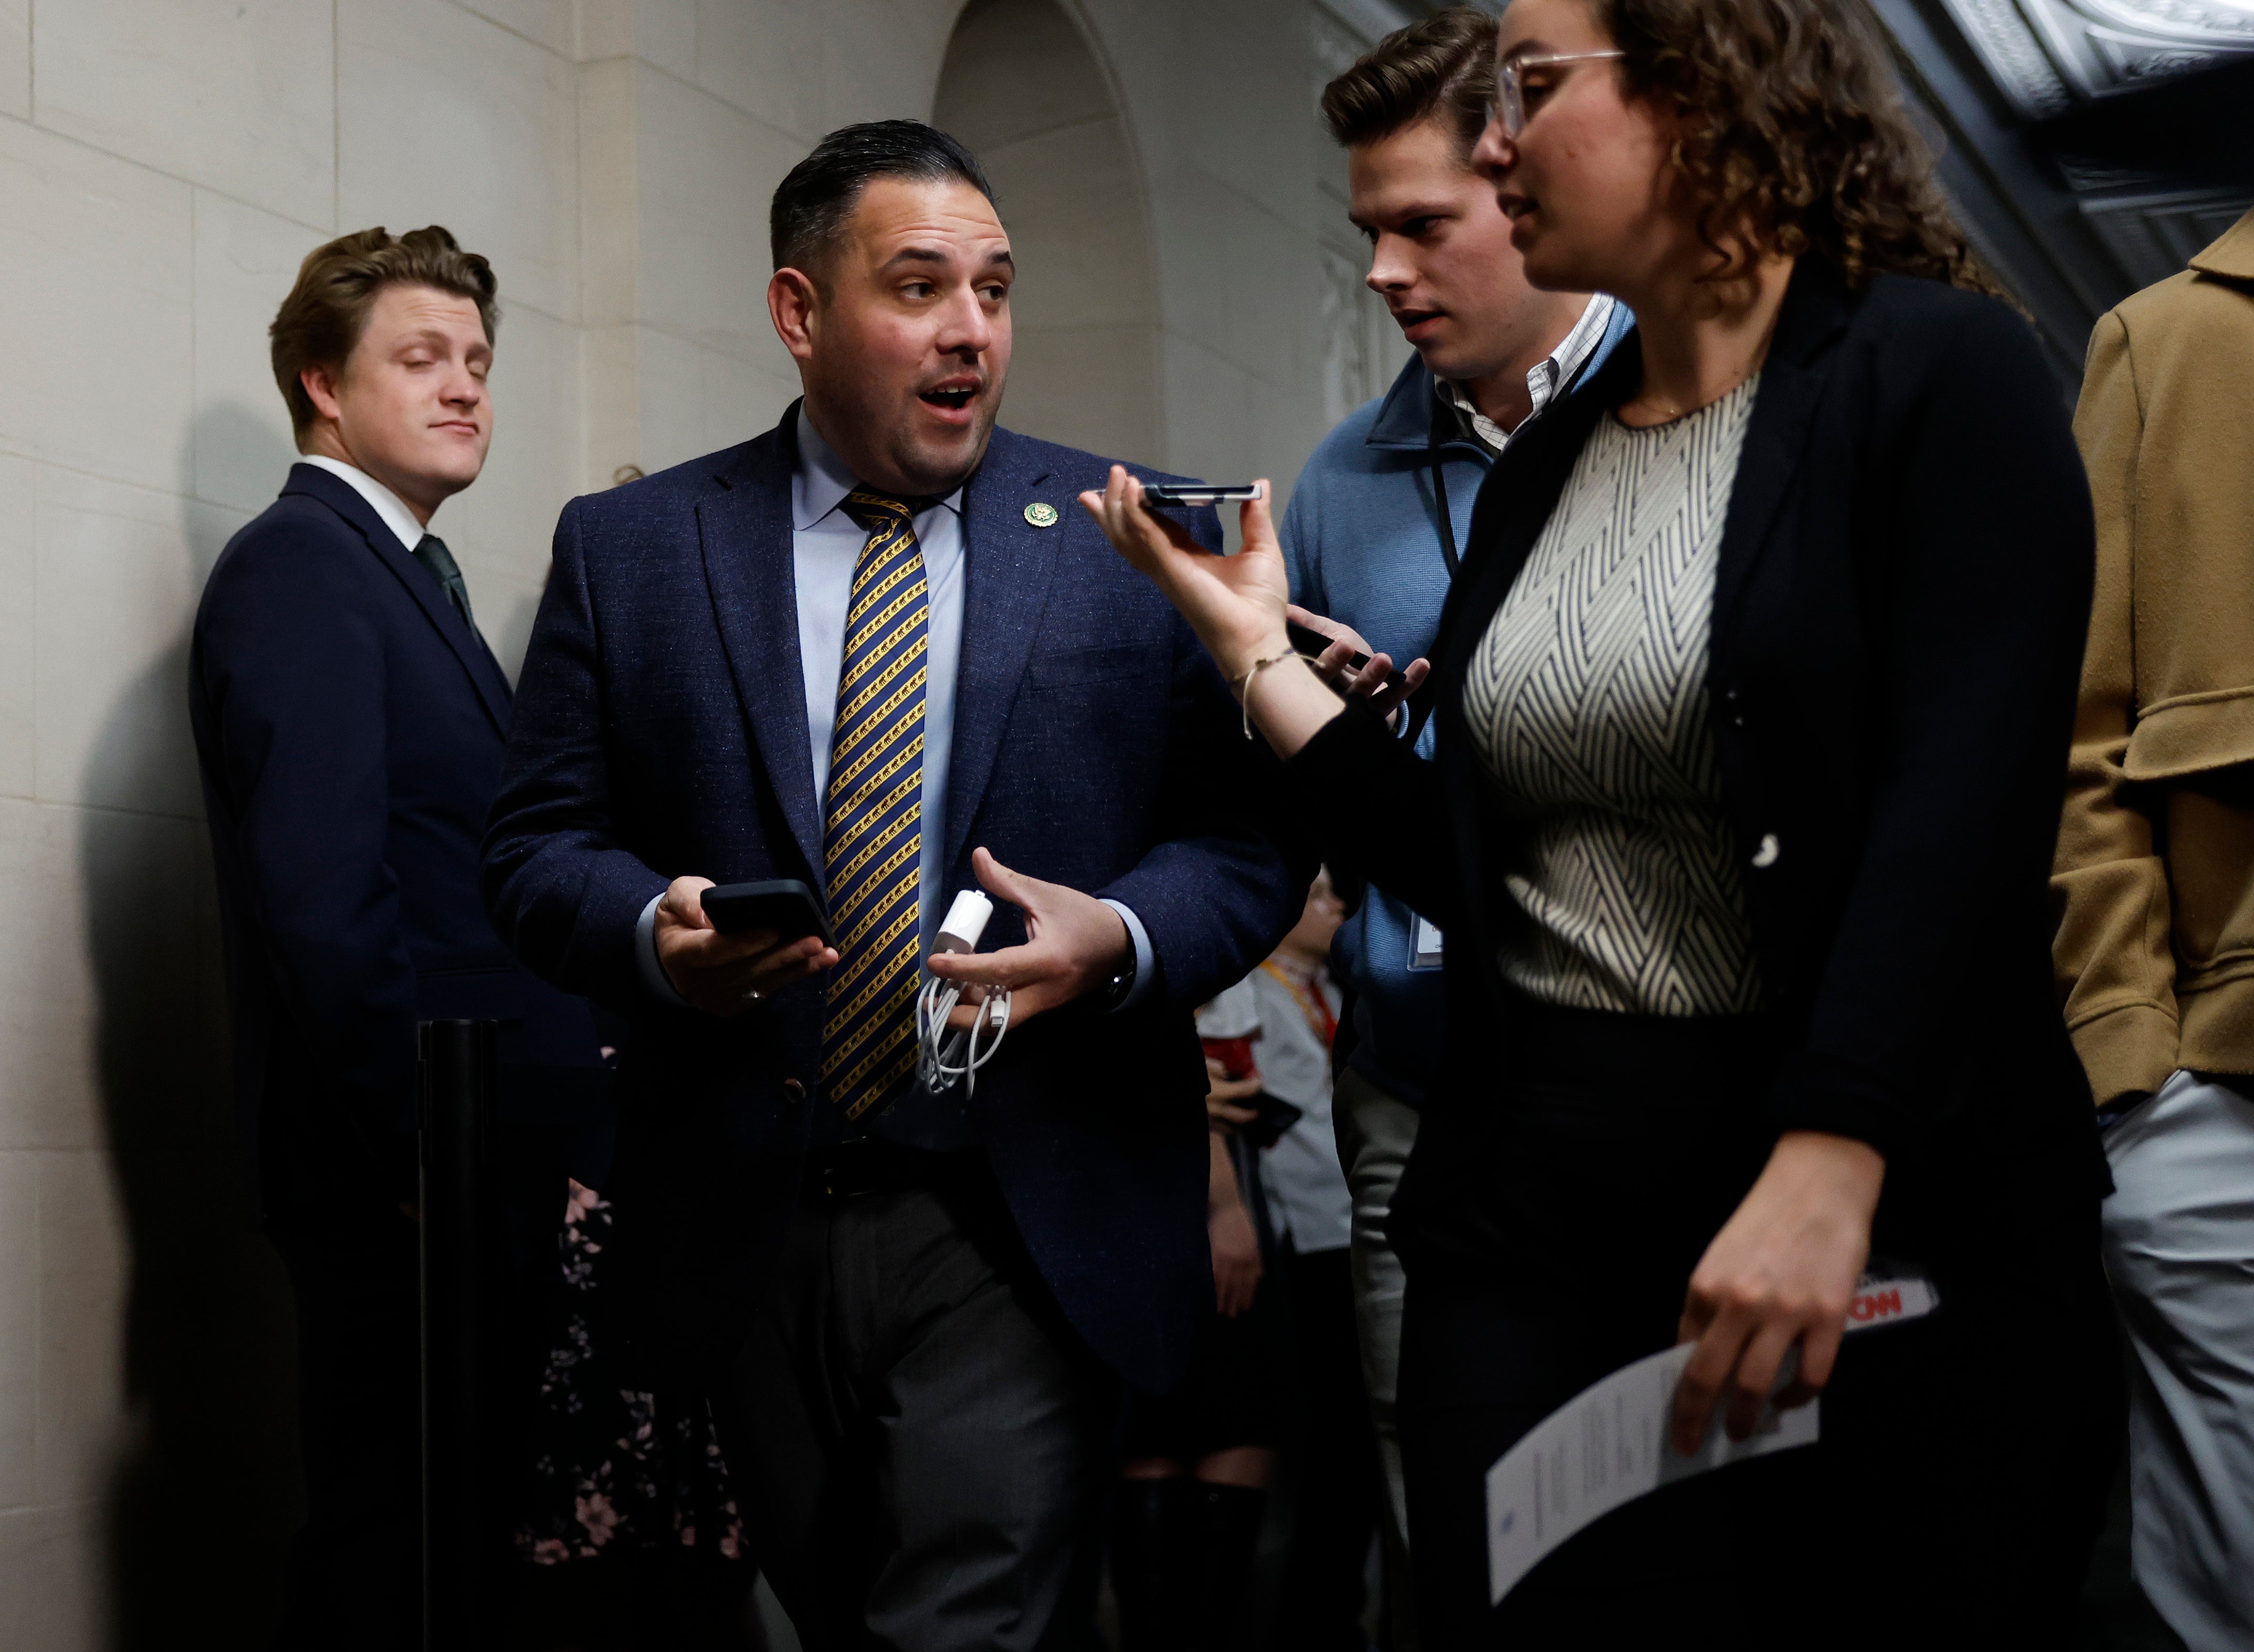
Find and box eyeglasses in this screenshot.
[1494,49,1625,137]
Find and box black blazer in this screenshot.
[1292,261,2105,1252]
[482,413,1309,1394]
[190,464,602,1216]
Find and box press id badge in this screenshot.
[1408,916,1444,972]
[1844,1260,1940,1332]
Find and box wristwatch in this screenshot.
[1099,963,1135,1012]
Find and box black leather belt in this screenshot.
[804,1137,979,1201]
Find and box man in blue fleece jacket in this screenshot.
[1283,13,1631,1632]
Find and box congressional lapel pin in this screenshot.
[1023,501,1060,528]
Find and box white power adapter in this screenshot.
[916,890,1012,1097]
[936,888,994,955]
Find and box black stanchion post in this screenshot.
[419,1018,498,1651]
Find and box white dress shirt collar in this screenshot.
[792,408,965,530]
[1440,291,1619,455]
[298,453,429,555]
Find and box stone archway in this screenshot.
[934,0,1163,468]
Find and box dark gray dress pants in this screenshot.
[723,1161,1119,1651]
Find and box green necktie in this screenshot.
[413,534,475,628]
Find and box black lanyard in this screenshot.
[1406,395,1476,746]
[1430,396,1463,579]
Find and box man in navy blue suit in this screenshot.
[484,122,1308,1647]
[190,227,604,1646]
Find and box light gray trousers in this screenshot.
[2105,1069,2254,1651]
[1333,1064,1420,1650]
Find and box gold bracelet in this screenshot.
[1229,651,1316,741]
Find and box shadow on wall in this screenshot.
[88,404,302,1647]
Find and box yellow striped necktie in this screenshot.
[819,490,932,1122]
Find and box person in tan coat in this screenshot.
[2054,204,2254,1649]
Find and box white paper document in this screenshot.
[1484,1342,1820,1604]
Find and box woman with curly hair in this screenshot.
[1079,0,2121,1641]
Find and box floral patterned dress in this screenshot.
[516,1182,746,1565]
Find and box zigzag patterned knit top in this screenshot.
[1461,376,1763,1017]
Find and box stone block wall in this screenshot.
[0,0,1408,1640]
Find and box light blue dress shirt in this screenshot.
[636,409,1153,1006]
[791,409,970,949]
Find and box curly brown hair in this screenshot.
[1591,0,1997,293]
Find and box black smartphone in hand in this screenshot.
[1141,483,1262,507]
[699,879,833,947]
[1240,1092,1305,1151]
[1287,619,1408,693]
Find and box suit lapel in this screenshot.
[1710,263,1849,644]
[945,432,1062,870]
[281,464,512,733]
[698,418,826,882]
[1432,350,1622,687]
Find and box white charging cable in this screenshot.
[915,890,1013,1097]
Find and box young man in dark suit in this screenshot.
[483,122,1309,1648]
[188,227,604,1646]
